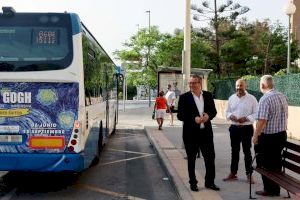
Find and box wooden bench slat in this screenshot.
[286,141,300,153]
[255,167,300,194]
[255,167,300,187]
[283,160,300,174]
[283,150,300,163]
[270,171,300,188]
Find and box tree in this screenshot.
[191,0,250,77]
[114,26,162,88]
[154,30,183,67]
[220,31,252,76]
[242,20,299,75]
[155,29,214,69]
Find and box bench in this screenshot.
[249,141,300,199]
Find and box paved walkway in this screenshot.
[118,106,296,200]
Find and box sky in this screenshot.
[1,0,290,65]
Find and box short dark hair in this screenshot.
[159,91,164,96]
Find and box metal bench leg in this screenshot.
[249,154,258,199]
[249,173,256,199]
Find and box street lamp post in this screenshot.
[283,1,296,74]
[146,10,151,107]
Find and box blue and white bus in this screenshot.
[0,7,119,172]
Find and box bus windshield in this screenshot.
[0,13,73,71]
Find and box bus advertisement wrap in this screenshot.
[0,82,79,153]
[0,11,118,172]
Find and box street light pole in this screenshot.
[183,0,191,92]
[284,1,296,74]
[146,10,151,31]
[146,10,151,107]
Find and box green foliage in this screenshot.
[115,7,300,90]
[274,69,286,76]
[240,75,257,80]
[220,34,252,67]
[117,50,141,61]
[191,33,215,69]
[155,32,183,67]
[191,0,250,77]
[114,26,162,89]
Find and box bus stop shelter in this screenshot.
[157,67,213,93]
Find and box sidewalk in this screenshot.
[118,106,296,200]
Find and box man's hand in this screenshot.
[252,135,259,145]
[202,113,209,123]
[237,117,248,123]
[253,119,267,145]
[195,113,209,124]
[195,116,203,124]
[230,115,238,122]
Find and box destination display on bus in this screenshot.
[33,29,59,45]
[0,12,73,71]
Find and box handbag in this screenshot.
[152,110,155,119]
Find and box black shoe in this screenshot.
[190,184,199,192]
[205,184,220,191]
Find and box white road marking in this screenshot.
[99,154,155,166]
[113,135,144,140]
[78,184,147,200]
[106,148,155,156]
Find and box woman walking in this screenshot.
[154,91,168,130]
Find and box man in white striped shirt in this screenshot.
[223,79,258,183]
[253,75,288,197]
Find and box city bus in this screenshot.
[0,7,119,172]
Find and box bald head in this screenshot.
[236,79,247,86]
[235,79,247,97]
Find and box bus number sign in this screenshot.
[33,29,58,45]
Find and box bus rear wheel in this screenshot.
[91,122,103,166]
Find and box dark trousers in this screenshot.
[254,131,287,195]
[229,125,253,175]
[184,132,216,186]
